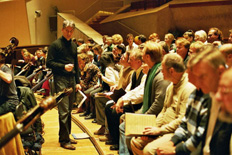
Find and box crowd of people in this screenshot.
[1,19,232,154]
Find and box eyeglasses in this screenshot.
[64,28,74,33]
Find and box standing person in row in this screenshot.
[46,20,81,150]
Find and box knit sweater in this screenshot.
[46,36,80,83]
[156,73,195,134]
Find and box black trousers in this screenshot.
[105,102,142,145]
[54,75,76,144]
[84,86,103,114]
[0,99,18,116]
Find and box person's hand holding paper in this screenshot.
[143,126,162,136]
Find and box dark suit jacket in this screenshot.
[210,119,232,155]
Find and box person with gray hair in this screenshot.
[164,33,176,51]
[189,41,204,57]
[46,20,81,150]
[187,44,230,155]
[194,30,207,43]
[216,67,232,122]
[156,57,211,155]
[131,53,195,155]
[219,43,232,68]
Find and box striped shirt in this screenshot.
[171,89,211,154]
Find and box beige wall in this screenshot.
[101,1,232,40]
[0,0,30,46]
[26,0,102,45]
[170,4,232,37]
[101,6,174,41]
[57,13,103,45]
[2,0,231,46]
[1,0,102,46]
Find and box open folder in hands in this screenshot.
[125,113,156,136]
[95,88,126,103]
[110,88,126,102]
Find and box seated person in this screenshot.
[32,49,47,90]
[214,68,232,154]
[0,49,19,116]
[207,27,223,46]
[164,33,176,51]
[126,33,138,52]
[105,49,147,150]
[156,59,211,155]
[119,41,170,155]
[78,53,100,92]
[149,33,160,43]
[94,50,133,134]
[219,43,232,68]
[84,46,123,120]
[18,49,36,77]
[130,53,195,155]
[77,53,101,118]
[188,41,204,58]
[92,44,103,68]
[188,45,228,155]
[79,51,120,117]
[175,38,190,66]
[194,30,207,43]
[183,30,195,44]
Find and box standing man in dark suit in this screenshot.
[46,20,81,150]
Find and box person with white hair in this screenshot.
[194,30,207,43]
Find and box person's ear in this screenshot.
[169,67,174,74]
[146,54,150,60]
[227,53,232,60]
[218,65,225,76]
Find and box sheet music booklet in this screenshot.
[125,113,156,136]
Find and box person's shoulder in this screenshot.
[51,37,62,45]
[50,38,63,50]
[183,81,195,94]
[154,72,170,87]
[2,64,10,70]
[87,62,99,70]
[71,41,77,47]
[1,64,11,73]
[153,67,162,78]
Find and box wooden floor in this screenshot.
[39,95,118,155]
